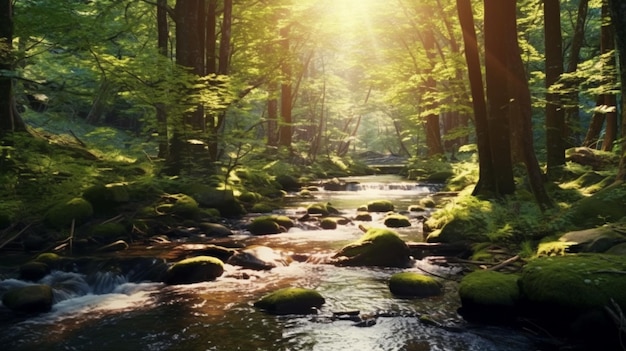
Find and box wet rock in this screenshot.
[388,272,443,297]
[227,245,291,270]
[332,227,411,267]
[2,284,53,314]
[164,256,224,285]
[198,222,233,237]
[366,200,394,212]
[383,214,411,228]
[354,212,372,221]
[19,261,50,282]
[254,287,325,315]
[458,270,520,323]
[306,202,339,216]
[247,215,294,235]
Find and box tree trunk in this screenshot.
[607,0,626,183]
[457,0,494,196]
[601,3,617,152]
[563,0,588,147]
[156,0,169,158]
[423,27,444,157]
[206,0,217,75]
[267,82,278,147]
[582,95,606,149]
[0,0,25,136]
[484,0,515,196]
[544,0,565,177]
[278,25,292,148]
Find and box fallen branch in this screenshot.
[0,223,33,250]
[488,255,521,271]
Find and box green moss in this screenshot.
[165,256,225,285]
[254,287,325,315]
[354,211,372,221]
[388,272,442,297]
[45,197,94,229]
[238,191,262,204]
[383,214,411,228]
[519,254,626,310]
[426,217,487,243]
[459,270,520,307]
[89,222,127,241]
[320,217,338,229]
[250,203,276,213]
[306,202,338,216]
[419,197,436,208]
[247,215,294,235]
[34,252,61,264]
[333,228,410,267]
[2,284,54,313]
[366,200,394,212]
[565,183,626,227]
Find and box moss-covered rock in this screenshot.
[82,183,130,214]
[388,272,442,297]
[564,183,626,227]
[197,222,232,237]
[419,197,436,208]
[383,214,411,228]
[366,200,394,212]
[2,284,53,314]
[306,202,339,216]
[332,228,411,267]
[45,197,94,229]
[89,222,127,242]
[19,261,51,281]
[184,184,245,217]
[566,147,619,171]
[427,171,454,183]
[426,217,487,244]
[247,215,294,235]
[354,212,372,221]
[458,270,521,322]
[408,205,426,212]
[250,202,277,213]
[320,217,338,230]
[558,225,626,253]
[238,191,262,204]
[254,287,325,315]
[164,256,224,285]
[275,174,301,192]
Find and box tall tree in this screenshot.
[544,0,565,177]
[607,0,626,183]
[456,0,494,196]
[483,0,515,196]
[278,23,293,148]
[0,0,26,137]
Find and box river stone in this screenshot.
[354,212,372,221]
[247,216,282,235]
[457,270,520,323]
[366,200,394,212]
[383,214,411,228]
[254,287,325,315]
[332,228,411,267]
[518,254,626,340]
[164,256,224,285]
[388,272,442,297]
[198,222,233,237]
[19,261,51,281]
[227,245,290,270]
[320,217,338,229]
[2,284,54,314]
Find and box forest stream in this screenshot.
[0,176,556,351]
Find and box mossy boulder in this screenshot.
[320,217,338,230]
[184,184,245,217]
[247,215,294,235]
[566,147,619,171]
[426,171,454,183]
[164,256,224,285]
[558,225,626,253]
[254,287,325,315]
[45,197,94,229]
[306,202,339,216]
[89,222,127,242]
[408,205,426,212]
[426,217,487,244]
[332,228,411,267]
[383,214,411,228]
[458,270,521,322]
[564,183,626,227]
[518,254,626,340]
[419,197,436,208]
[250,202,277,213]
[82,183,129,214]
[197,222,233,237]
[275,174,301,192]
[388,272,443,297]
[366,200,394,212]
[2,284,54,314]
[354,212,372,221]
[19,261,51,281]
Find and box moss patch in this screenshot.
[366,200,394,212]
[254,287,325,315]
[45,197,94,229]
[332,228,410,267]
[383,214,411,228]
[458,270,521,322]
[388,272,442,297]
[164,256,224,285]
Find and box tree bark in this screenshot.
[607,0,626,183]
[563,0,588,147]
[423,27,444,157]
[600,3,617,152]
[456,0,494,196]
[582,95,606,149]
[483,0,515,196]
[156,0,169,158]
[544,0,565,177]
[278,24,292,148]
[0,0,25,136]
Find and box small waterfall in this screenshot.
[345,182,436,193]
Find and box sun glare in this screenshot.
[330,0,376,31]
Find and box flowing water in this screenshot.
[0,176,548,351]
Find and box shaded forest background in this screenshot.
[0,0,626,231]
